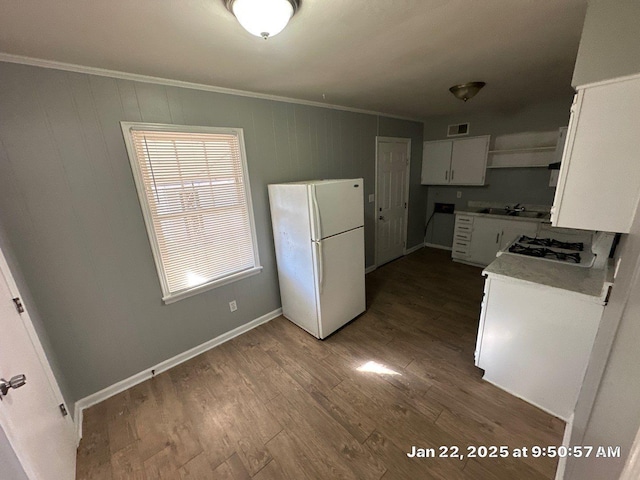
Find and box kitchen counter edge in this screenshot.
[482,255,614,304]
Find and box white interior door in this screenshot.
[0,248,76,480]
[376,137,410,266]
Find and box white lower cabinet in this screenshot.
[469,217,508,266]
[475,275,604,421]
[452,214,539,267]
[451,214,474,260]
[499,221,537,250]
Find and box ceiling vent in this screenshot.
[447,123,470,137]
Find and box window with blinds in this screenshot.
[121,123,261,304]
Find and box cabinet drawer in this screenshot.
[453,230,472,242]
[452,241,470,258]
[454,223,473,235]
[452,249,470,259]
[455,215,474,226]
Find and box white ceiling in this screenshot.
[0,0,587,119]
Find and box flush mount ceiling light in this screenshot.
[226,0,298,40]
[449,82,486,102]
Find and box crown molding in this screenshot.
[0,53,422,122]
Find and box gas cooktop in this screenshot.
[516,235,584,251]
[500,235,595,267]
[508,243,582,263]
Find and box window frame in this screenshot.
[121,122,262,304]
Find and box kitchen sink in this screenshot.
[515,211,546,218]
[479,208,511,215]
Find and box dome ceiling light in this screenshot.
[226,0,299,40]
[449,82,486,102]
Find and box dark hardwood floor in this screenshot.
[77,247,564,479]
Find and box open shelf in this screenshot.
[487,131,562,168]
[488,146,556,154]
[487,164,550,169]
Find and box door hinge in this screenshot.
[59,403,68,417]
[404,202,407,209]
[12,297,24,314]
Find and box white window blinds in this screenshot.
[122,124,261,303]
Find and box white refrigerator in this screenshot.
[268,179,366,339]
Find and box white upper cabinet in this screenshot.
[450,136,490,184]
[552,75,640,233]
[421,140,453,185]
[421,135,489,185]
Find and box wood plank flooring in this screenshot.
[77,248,565,479]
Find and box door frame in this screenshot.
[0,245,76,478]
[374,136,411,268]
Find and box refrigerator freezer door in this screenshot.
[268,184,319,337]
[314,226,366,338]
[309,179,364,240]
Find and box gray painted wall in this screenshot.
[0,427,28,480]
[0,62,423,402]
[422,99,572,247]
[572,0,640,87]
[0,218,74,415]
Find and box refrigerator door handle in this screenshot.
[311,186,322,240]
[314,241,324,293]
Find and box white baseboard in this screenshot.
[369,243,426,273]
[555,413,575,480]
[403,243,424,255]
[424,242,452,251]
[73,307,282,442]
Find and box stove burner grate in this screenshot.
[517,236,584,251]
[508,244,582,263]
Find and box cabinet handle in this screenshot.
[451,170,455,180]
[496,233,500,243]
[445,170,448,181]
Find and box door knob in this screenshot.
[0,374,26,397]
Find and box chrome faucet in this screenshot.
[505,203,526,214]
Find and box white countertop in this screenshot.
[455,208,551,223]
[483,254,614,303]
[455,201,552,223]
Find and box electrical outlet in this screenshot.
[457,191,462,199]
[368,194,375,203]
[229,300,237,312]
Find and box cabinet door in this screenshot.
[449,135,489,185]
[499,220,539,250]
[469,217,504,266]
[421,140,452,185]
[552,77,640,233]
